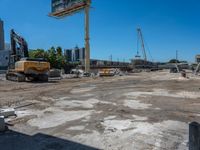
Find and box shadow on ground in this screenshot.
[0,130,99,150]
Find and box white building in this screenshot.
[65,46,85,62]
[0,19,10,70]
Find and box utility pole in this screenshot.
[176,50,178,62]
[84,0,91,73]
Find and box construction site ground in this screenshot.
[0,70,200,150]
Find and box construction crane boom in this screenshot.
[137,28,147,61]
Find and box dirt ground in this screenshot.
[1,70,200,150]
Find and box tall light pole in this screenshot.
[84,0,91,73]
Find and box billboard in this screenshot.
[50,0,90,18]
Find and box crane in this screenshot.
[136,28,147,62]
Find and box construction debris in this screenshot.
[0,108,15,118]
[49,69,61,78]
[70,69,86,78]
[181,70,187,78]
[98,68,124,77]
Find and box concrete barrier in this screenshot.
[0,116,5,132]
[189,122,200,150]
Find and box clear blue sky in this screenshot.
[0,0,200,62]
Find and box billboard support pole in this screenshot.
[84,0,90,73]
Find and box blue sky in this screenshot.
[0,0,200,62]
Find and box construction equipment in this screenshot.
[136,28,147,61]
[131,28,157,70]
[99,68,116,77]
[6,29,50,82]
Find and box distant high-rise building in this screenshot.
[0,19,5,50]
[65,49,72,62]
[74,46,80,61]
[64,46,85,62]
[79,47,85,61]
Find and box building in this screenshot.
[0,19,5,50]
[73,46,80,61]
[0,50,10,70]
[65,49,72,62]
[79,47,85,61]
[196,55,200,63]
[0,19,10,70]
[64,46,130,68]
[64,46,85,63]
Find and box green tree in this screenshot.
[56,46,62,56]
[29,49,46,59]
[48,47,57,68]
[29,46,68,69]
[56,46,67,69]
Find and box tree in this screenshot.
[48,47,57,68]
[56,47,67,69]
[56,55,66,69]
[56,46,62,56]
[29,49,46,59]
[29,46,68,69]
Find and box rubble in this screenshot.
[0,108,15,118]
[49,69,61,78]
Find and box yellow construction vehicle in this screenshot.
[6,29,50,82]
[99,68,116,77]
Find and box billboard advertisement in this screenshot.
[50,0,90,18]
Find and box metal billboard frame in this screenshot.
[49,0,91,73]
[49,0,89,18]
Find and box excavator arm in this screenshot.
[10,29,29,61]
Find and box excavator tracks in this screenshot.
[6,72,26,82]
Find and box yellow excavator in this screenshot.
[6,29,50,82]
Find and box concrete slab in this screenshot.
[0,108,15,118]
